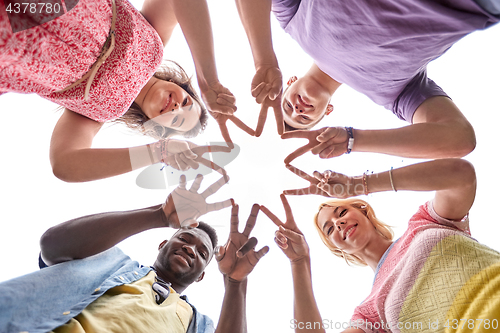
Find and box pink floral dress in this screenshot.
[0,0,163,122]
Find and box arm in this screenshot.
[215,204,269,333]
[50,109,229,182]
[352,96,475,158]
[260,195,325,333]
[285,159,476,220]
[304,96,475,160]
[40,174,232,265]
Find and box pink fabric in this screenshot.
[350,202,472,333]
[0,0,163,122]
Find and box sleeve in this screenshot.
[409,201,471,235]
[271,0,302,29]
[349,312,380,333]
[392,70,449,123]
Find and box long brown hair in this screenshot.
[113,60,208,139]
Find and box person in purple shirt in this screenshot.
[235,0,499,162]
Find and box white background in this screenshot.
[1,1,500,331]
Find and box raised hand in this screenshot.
[163,174,233,228]
[281,126,348,164]
[209,111,255,149]
[251,66,282,104]
[200,81,238,115]
[152,139,231,175]
[255,95,284,136]
[283,165,364,198]
[260,194,309,263]
[311,126,349,158]
[216,204,269,281]
[281,164,330,197]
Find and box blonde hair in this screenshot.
[313,198,394,266]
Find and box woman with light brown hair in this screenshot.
[1,0,250,182]
[262,159,500,332]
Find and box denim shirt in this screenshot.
[0,247,215,333]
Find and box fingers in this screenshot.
[283,185,330,197]
[191,145,231,156]
[254,245,270,261]
[259,205,283,227]
[230,115,256,137]
[272,98,284,135]
[189,174,203,193]
[252,83,272,104]
[177,153,198,170]
[207,199,234,213]
[178,175,187,190]
[269,79,282,101]
[316,127,340,143]
[216,93,237,107]
[280,193,296,226]
[281,129,310,139]
[201,174,229,198]
[255,103,268,137]
[237,237,257,258]
[216,120,234,149]
[196,156,228,177]
[278,225,304,242]
[283,143,314,165]
[285,164,318,184]
[181,218,199,229]
[215,245,226,262]
[230,204,240,233]
[242,203,259,237]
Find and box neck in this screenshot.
[357,237,393,272]
[307,63,341,96]
[152,264,187,294]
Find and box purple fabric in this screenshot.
[272,0,499,122]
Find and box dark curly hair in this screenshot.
[112,60,208,139]
[196,221,218,252]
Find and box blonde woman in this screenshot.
[262,159,500,332]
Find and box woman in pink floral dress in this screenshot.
[0,0,242,182]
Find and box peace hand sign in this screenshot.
[255,96,284,136]
[283,165,365,198]
[281,127,348,164]
[163,174,233,228]
[260,194,309,263]
[216,204,269,281]
[210,111,256,149]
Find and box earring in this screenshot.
[326,104,334,115]
[287,76,298,86]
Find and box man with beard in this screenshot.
[0,175,268,333]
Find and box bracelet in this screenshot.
[345,127,354,154]
[362,172,369,195]
[389,167,397,192]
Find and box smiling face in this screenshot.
[153,228,214,291]
[282,76,332,129]
[316,205,377,255]
[137,77,202,132]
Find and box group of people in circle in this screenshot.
[2,0,500,331]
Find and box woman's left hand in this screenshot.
[200,81,237,115]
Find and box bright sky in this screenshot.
[1,1,500,332]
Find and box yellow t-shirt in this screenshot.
[51,271,193,333]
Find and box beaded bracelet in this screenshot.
[362,172,369,195]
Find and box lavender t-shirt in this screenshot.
[272,0,499,122]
